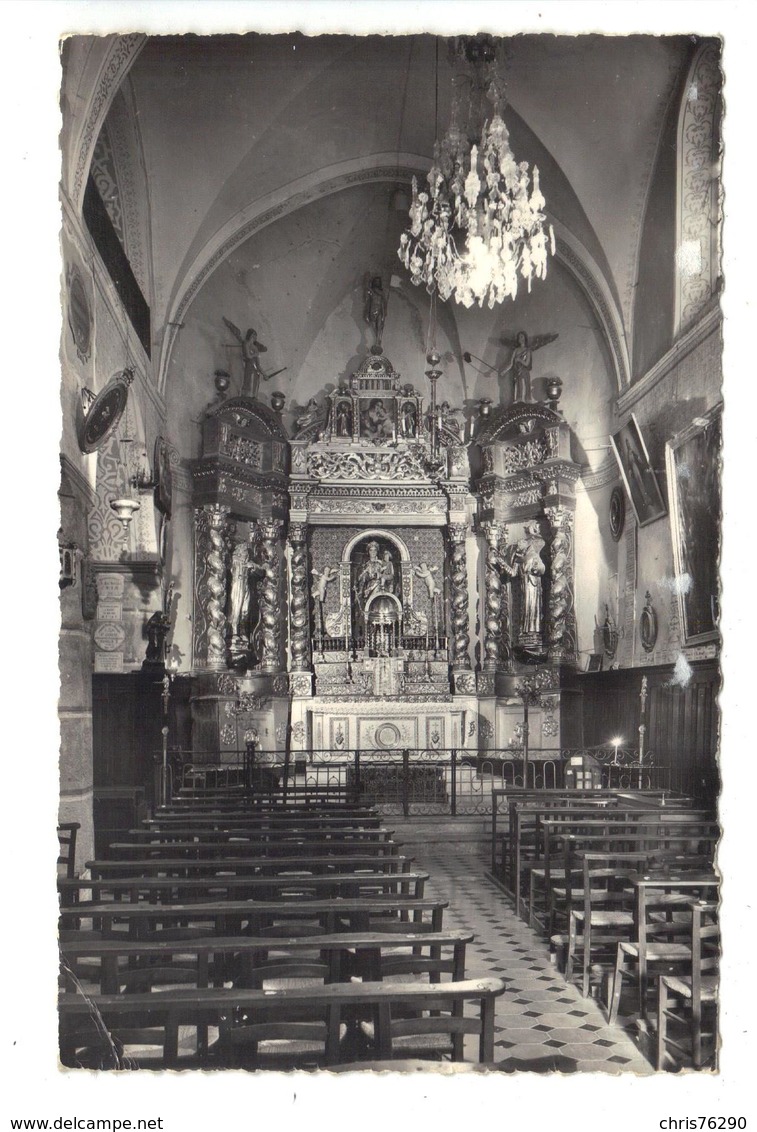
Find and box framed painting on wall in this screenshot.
[610,414,667,527]
[665,404,722,646]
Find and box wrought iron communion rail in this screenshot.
[159,746,682,815]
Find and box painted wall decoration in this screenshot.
[665,404,722,646]
[610,414,667,527]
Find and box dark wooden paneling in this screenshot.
[576,660,720,803]
[92,673,192,850]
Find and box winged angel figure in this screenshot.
[498,330,558,402]
[222,318,269,399]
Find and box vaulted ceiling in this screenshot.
[62,31,699,448]
[122,33,690,352]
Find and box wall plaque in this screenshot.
[94,622,126,652]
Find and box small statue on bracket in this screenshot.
[142,583,174,671]
[222,317,269,399]
[498,330,559,402]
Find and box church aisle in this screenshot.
[413,845,654,1074]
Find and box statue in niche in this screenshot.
[336,401,352,437]
[499,330,559,402]
[501,521,546,650]
[414,562,441,600]
[399,401,417,439]
[364,275,387,352]
[228,542,253,640]
[222,318,269,399]
[360,398,394,442]
[356,540,392,606]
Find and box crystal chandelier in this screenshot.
[398,36,555,309]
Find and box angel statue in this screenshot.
[311,565,339,605]
[222,317,269,399]
[414,562,441,600]
[498,330,559,402]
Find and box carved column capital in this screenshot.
[448,522,468,544]
[544,505,573,531]
[288,521,308,544]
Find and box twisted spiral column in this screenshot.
[545,505,576,663]
[253,518,285,674]
[288,522,311,673]
[448,523,472,671]
[201,504,231,671]
[482,521,507,672]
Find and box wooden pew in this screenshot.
[59,869,429,908]
[103,834,401,861]
[127,817,386,841]
[489,787,684,874]
[540,821,719,907]
[522,811,714,923]
[60,894,449,939]
[85,853,414,880]
[503,807,710,916]
[59,977,506,1069]
[60,929,473,995]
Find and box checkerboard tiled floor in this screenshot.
[410,840,653,1073]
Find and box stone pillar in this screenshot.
[253,518,285,674]
[194,504,231,671]
[482,521,507,672]
[545,505,576,664]
[288,522,313,695]
[447,523,472,672]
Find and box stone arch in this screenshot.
[158,156,629,396]
[341,527,411,565]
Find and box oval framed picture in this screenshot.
[77,373,132,454]
[67,268,92,362]
[609,485,625,542]
[640,592,658,653]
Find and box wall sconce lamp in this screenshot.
[110,496,141,531]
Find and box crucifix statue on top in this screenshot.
[364,275,387,352]
[498,330,559,402]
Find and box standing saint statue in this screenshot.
[499,330,559,402]
[364,275,387,352]
[222,318,269,399]
[228,542,254,658]
[501,521,546,652]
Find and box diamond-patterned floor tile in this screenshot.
[406,839,655,1075]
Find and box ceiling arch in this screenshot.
[158,155,628,395]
